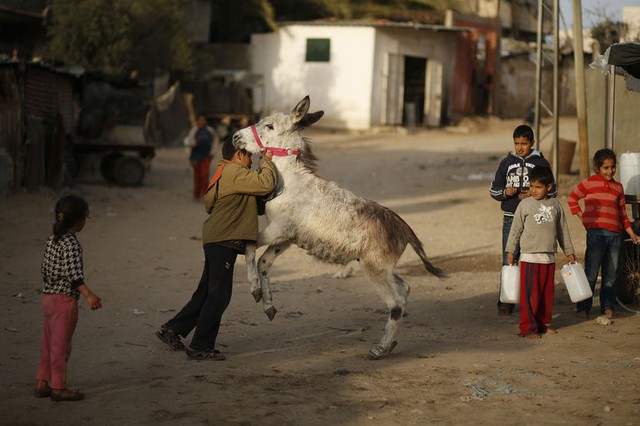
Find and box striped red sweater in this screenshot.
[567,174,631,233]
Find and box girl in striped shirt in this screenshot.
[568,149,638,319]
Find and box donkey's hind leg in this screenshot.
[245,242,262,302]
[257,242,292,321]
[364,267,411,360]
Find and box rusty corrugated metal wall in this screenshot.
[451,18,499,118]
[0,62,79,193]
[23,64,78,188]
[0,63,22,194]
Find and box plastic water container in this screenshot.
[500,265,520,304]
[620,152,640,196]
[561,263,593,303]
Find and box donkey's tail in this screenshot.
[399,220,447,279]
[368,201,447,279]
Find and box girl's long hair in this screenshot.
[52,195,89,243]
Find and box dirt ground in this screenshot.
[1,117,639,426]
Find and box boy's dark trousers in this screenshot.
[164,243,237,350]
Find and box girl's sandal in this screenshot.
[50,389,85,402]
[34,386,52,398]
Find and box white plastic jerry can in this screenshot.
[561,263,593,303]
[500,265,520,304]
[620,152,640,196]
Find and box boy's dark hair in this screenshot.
[513,124,534,142]
[593,148,616,169]
[222,138,243,160]
[53,195,89,243]
[529,166,553,186]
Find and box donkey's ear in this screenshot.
[298,111,324,128]
[292,96,310,121]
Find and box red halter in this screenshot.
[251,125,301,157]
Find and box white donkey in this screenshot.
[235,96,446,359]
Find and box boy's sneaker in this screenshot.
[155,327,185,351]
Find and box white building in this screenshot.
[250,22,468,130]
[623,6,640,41]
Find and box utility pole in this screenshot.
[572,0,590,177]
[534,0,559,179]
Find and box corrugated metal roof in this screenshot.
[24,64,77,131]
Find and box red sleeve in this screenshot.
[618,188,632,231]
[567,180,587,215]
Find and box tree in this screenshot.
[45,0,198,78]
[129,0,196,78]
[269,0,351,21]
[588,6,630,54]
[208,0,463,43]
[590,18,627,53]
[210,0,277,43]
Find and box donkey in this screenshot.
[234,96,446,359]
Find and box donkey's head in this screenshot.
[233,96,324,158]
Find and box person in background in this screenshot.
[35,195,102,402]
[567,148,639,320]
[185,114,215,201]
[490,124,556,316]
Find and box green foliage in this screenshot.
[129,0,196,78]
[211,0,277,42]
[349,0,459,23]
[590,18,627,53]
[46,0,132,76]
[208,0,462,42]
[269,0,352,21]
[265,0,460,24]
[46,0,198,78]
[46,0,464,72]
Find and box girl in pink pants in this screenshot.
[35,196,102,402]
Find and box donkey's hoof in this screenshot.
[265,306,277,321]
[367,341,398,360]
[367,345,385,360]
[252,288,263,303]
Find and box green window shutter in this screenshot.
[306,38,330,62]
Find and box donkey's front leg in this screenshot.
[257,242,292,321]
[244,242,262,303]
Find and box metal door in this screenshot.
[383,53,404,125]
[425,60,443,127]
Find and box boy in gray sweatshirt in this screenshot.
[506,167,576,338]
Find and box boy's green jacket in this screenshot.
[202,160,276,245]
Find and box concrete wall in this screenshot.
[251,25,376,130]
[586,69,640,157]
[497,53,578,119]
